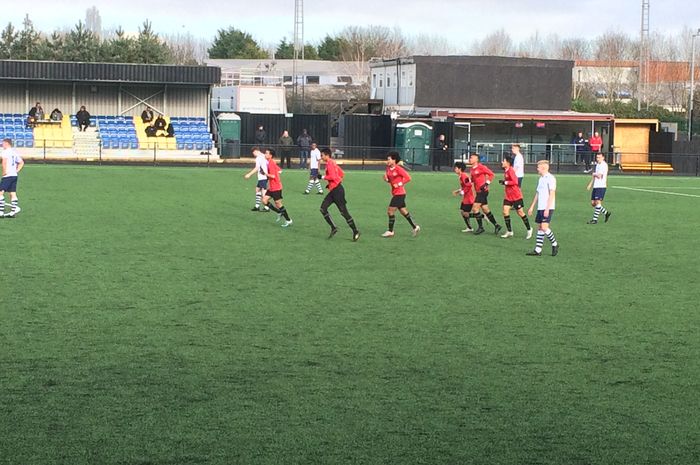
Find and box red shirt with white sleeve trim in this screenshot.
[385,164,411,196]
[323,158,344,191]
[470,163,495,192]
[458,172,475,204]
[267,159,282,191]
[589,135,603,152]
[503,166,523,201]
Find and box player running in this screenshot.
[586,152,611,224]
[0,138,24,217]
[261,149,293,227]
[319,148,360,241]
[381,151,420,237]
[453,161,476,232]
[243,147,270,212]
[526,160,559,256]
[499,155,533,239]
[468,153,502,235]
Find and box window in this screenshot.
[337,75,352,84]
[408,72,414,87]
[387,75,391,88]
[283,75,292,83]
[306,75,320,85]
[372,73,377,87]
[393,72,397,88]
[379,73,384,88]
[401,71,406,86]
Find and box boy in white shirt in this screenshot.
[303,142,324,195]
[586,153,611,224]
[526,160,559,256]
[0,138,24,217]
[243,147,270,212]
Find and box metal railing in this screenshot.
[15,139,700,175]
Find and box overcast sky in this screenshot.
[5,0,700,47]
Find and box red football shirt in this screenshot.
[458,172,475,204]
[385,165,411,195]
[470,163,495,192]
[323,158,344,191]
[503,166,523,201]
[589,135,603,152]
[267,159,282,191]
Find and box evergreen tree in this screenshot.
[0,23,18,59]
[275,37,294,59]
[135,20,171,64]
[317,35,347,61]
[104,27,139,63]
[63,21,101,62]
[208,27,268,59]
[14,15,42,60]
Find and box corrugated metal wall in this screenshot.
[0,60,220,85]
[0,81,209,117]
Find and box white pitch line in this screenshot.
[617,186,700,190]
[613,186,700,198]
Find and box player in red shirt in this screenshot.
[468,153,502,235]
[453,161,478,232]
[381,152,420,237]
[261,149,293,227]
[319,148,360,241]
[498,155,532,239]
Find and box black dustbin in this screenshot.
[221,139,241,159]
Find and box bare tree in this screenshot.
[517,31,549,58]
[406,33,458,56]
[472,29,514,56]
[556,38,591,61]
[165,32,209,65]
[591,31,635,101]
[339,25,407,76]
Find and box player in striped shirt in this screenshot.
[261,149,293,227]
[319,148,360,241]
[498,156,532,239]
[453,162,476,232]
[468,153,502,235]
[526,160,559,256]
[381,152,420,237]
[0,138,24,217]
[586,153,612,224]
[243,147,270,212]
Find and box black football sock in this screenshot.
[463,216,472,228]
[504,215,512,232]
[280,207,290,221]
[267,203,280,213]
[322,211,336,229]
[521,214,531,230]
[403,212,416,228]
[486,212,500,227]
[388,215,396,232]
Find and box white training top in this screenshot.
[310,148,321,169]
[513,153,525,178]
[593,161,608,189]
[1,147,22,178]
[536,172,556,210]
[255,153,268,180]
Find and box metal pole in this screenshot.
[689,32,699,141]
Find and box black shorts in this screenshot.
[268,190,283,201]
[503,198,524,209]
[0,176,17,192]
[321,184,347,210]
[475,191,489,205]
[535,210,554,224]
[460,203,473,212]
[389,195,406,208]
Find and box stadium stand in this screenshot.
[170,117,213,151]
[96,116,140,149]
[33,114,73,148]
[0,114,35,147]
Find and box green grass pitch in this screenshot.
[1,164,699,465]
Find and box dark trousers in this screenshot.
[432,151,445,171]
[280,149,292,168]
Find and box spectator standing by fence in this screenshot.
[255,125,266,146]
[297,129,312,169]
[572,131,587,171]
[587,131,603,173]
[433,134,448,171]
[278,130,294,169]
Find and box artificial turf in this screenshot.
[1,164,699,465]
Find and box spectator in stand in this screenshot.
[141,106,154,124]
[76,106,91,132]
[50,108,63,122]
[587,131,603,173]
[433,134,448,171]
[278,130,294,169]
[297,128,312,169]
[166,122,175,138]
[153,114,167,136]
[28,102,44,127]
[572,131,587,170]
[145,125,157,137]
[255,124,266,146]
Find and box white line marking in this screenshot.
[617,186,700,190]
[613,186,700,198]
